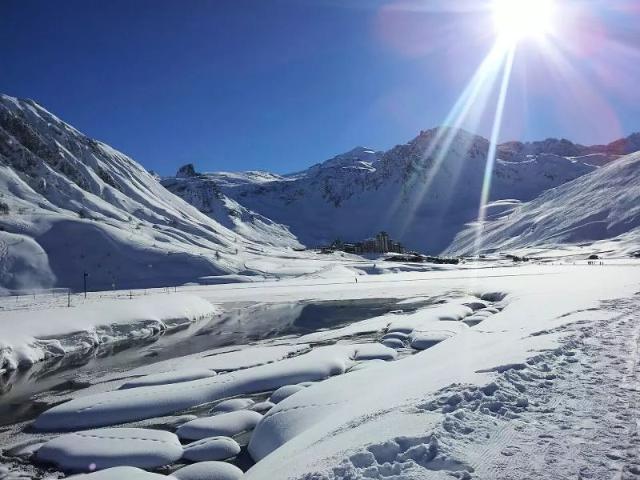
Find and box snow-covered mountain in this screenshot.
[168,129,605,253]
[0,95,301,292]
[161,166,300,248]
[446,150,640,256]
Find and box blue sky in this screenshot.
[1,0,638,175]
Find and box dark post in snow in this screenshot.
[83,272,89,299]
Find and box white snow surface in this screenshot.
[240,265,640,478]
[447,150,640,257]
[171,461,244,480]
[181,437,241,462]
[33,345,357,430]
[0,293,217,371]
[176,410,263,441]
[36,428,183,472]
[69,466,167,479]
[2,262,640,479]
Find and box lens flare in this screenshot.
[493,0,557,43]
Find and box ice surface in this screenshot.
[36,428,183,472]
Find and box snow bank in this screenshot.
[120,369,217,390]
[0,294,217,371]
[244,267,640,478]
[34,345,356,430]
[409,322,469,350]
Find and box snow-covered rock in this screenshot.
[269,385,305,404]
[250,401,275,414]
[120,369,217,390]
[352,343,398,361]
[0,293,217,371]
[182,437,241,462]
[172,461,243,480]
[209,398,254,414]
[36,428,183,472]
[177,411,263,441]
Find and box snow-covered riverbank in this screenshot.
[0,263,639,479]
[0,294,218,372]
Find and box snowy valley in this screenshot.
[1,95,640,480]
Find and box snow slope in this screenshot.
[0,94,307,292]
[446,150,640,257]
[167,129,602,253]
[161,170,301,249]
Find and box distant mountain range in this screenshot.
[1,93,638,291]
[166,128,637,253]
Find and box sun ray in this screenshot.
[386,42,513,243]
[473,45,516,256]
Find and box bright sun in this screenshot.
[492,0,556,43]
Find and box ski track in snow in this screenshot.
[304,296,640,480]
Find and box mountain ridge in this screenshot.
[167,127,620,253]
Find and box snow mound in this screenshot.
[69,466,167,479]
[120,369,217,390]
[269,385,305,404]
[36,428,183,472]
[387,304,473,333]
[209,398,254,414]
[182,437,241,462]
[251,401,275,414]
[172,461,243,480]
[177,410,263,441]
[409,322,469,350]
[352,343,398,361]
